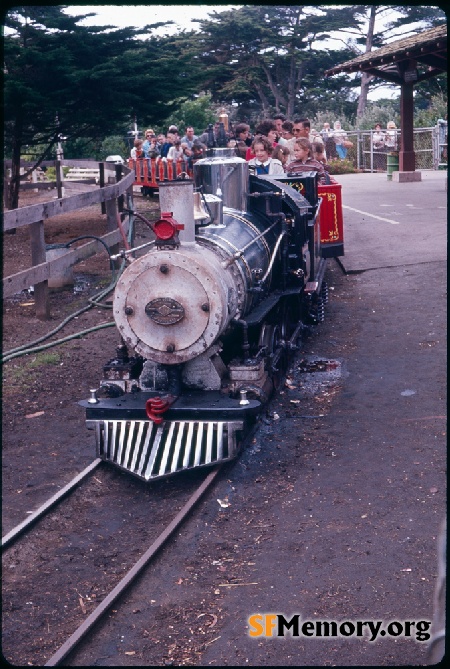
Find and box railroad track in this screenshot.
[2,458,224,666]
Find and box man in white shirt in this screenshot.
[180,126,198,149]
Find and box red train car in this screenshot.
[128,157,193,196]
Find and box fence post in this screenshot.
[116,164,124,213]
[30,220,50,320]
[105,170,120,263]
[55,159,63,199]
[3,177,11,209]
[99,162,106,214]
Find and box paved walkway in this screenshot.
[199,169,447,666]
[338,170,447,271]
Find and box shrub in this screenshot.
[327,158,359,174]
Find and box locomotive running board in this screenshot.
[93,419,244,481]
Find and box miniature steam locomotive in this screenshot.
[80,145,344,482]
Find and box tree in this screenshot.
[186,5,358,119]
[327,5,447,117]
[3,6,202,207]
[163,95,217,136]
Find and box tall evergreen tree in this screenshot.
[3,6,200,207]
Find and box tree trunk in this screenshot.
[357,5,377,118]
[8,117,23,217]
[357,72,375,118]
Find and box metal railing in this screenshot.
[325,123,447,172]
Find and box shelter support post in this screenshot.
[395,61,421,182]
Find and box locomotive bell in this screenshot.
[193,191,210,223]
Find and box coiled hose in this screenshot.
[2,217,135,364]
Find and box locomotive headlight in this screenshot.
[113,246,234,364]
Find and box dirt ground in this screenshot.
[2,184,446,666]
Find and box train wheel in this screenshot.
[260,323,284,389]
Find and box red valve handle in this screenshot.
[145,395,175,424]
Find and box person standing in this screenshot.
[332,121,350,160]
[384,121,398,151]
[372,123,386,171]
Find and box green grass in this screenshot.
[28,351,61,368]
[3,351,62,397]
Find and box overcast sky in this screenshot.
[64,5,236,36]
[64,5,400,101]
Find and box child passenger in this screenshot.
[247,135,284,175]
[272,144,291,169]
[312,142,337,184]
[285,137,327,184]
[130,138,143,160]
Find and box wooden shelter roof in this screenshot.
[325,24,447,84]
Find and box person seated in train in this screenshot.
[167,139,184,162]
[245,120,279,160]
[273,113,287,140]
[180,126,198,149]
[158,132,176,160]
[142,129,156,157]
[187,140,206,170]
[279,120,296,161]
[272,144,291,170]
[130,138,143,160]
[156,133,166,149]
[142,130,160,159]
[247,135,284,176]
[312,142,337,184]
[234,123,251,159]
[285,137,327,184]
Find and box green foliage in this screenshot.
[163,95,217,135]
[353,102,400,130]
[44,166,70,180]
[190,5,361,118]
[99,135,128,160]
[414,93,448,128]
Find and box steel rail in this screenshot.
[2,458,102,550]
[44,465,222,666]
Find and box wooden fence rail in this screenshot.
[2,164,135,319]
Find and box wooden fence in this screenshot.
[3,163,135,319]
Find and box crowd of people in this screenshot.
[129,114,360,185]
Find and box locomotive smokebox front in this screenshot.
[113,246,236,364]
